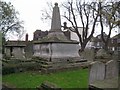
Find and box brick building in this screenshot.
[108,33,120,51]
[33,30,48,40]
[33,29,70,41]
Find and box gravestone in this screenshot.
[105,60,118,79]
[96,49,109,58]
[80,48,95,61]
[89,61,105,84]
[95,49,112,63]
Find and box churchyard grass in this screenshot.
[3,68,88,88]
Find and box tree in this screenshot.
[110,1,120,27]
[99,1,120,51]
[0,1,25,54]
[62,1,99,52]
[0,1,25,39]
[41,2,53,21]
[41,1,99,52]
[41,1,120,52]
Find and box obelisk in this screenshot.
[50,3,61,32]
[48,3,68,41]
[33,3,81,73]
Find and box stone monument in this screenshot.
[33,3,84,73]
[95,48,112,63]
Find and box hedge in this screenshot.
[2,62,41,75]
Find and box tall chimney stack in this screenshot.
[25,33,28,41]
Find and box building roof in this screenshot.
[108,33,120,47]
[5,41,26,47]
[112,33,120,39]
[96,32,108,37]
[91,37,102,42]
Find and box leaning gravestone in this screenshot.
[105,60,118,79]
[95,49,112,63]
[89,61,105,84]
[80,48,95,62]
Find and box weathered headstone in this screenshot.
[105,60,118,79]
[89,61,105,84]
[95,49,112,62]
[80,48,95,61]
[89,60,119,89]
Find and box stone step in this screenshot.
[40,62,89,73]
[41,64,52,68]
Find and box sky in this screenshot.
[3,0,119,40]
[3,0,64,40]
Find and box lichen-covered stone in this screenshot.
[95,49,112,59]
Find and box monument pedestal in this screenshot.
[33,3,87,72]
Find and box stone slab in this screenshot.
[89,61,105,84]
[90,77,118,89]
[105,60,119,79]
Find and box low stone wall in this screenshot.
[39,57,89,73]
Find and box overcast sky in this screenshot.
[3,0,65,40]
[3,0,118,40]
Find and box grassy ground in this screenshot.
[3,69,89,88]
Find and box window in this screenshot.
[112,47,115,51]
[111,39,114,43]
[117,39,120,43]
[117,47,120,51]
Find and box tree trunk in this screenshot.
[2,35,5,55]
[79,41,88,52]
[103,42,108,51]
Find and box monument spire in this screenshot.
[39,3,75,42]
[50,3,61,32]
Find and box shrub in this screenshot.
[2,66,15,75]
[2,61,41,75]
[20,62,41,71]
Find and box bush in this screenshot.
[20,62,41,71]
[2,66,15,75]
[2,61,41,75]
